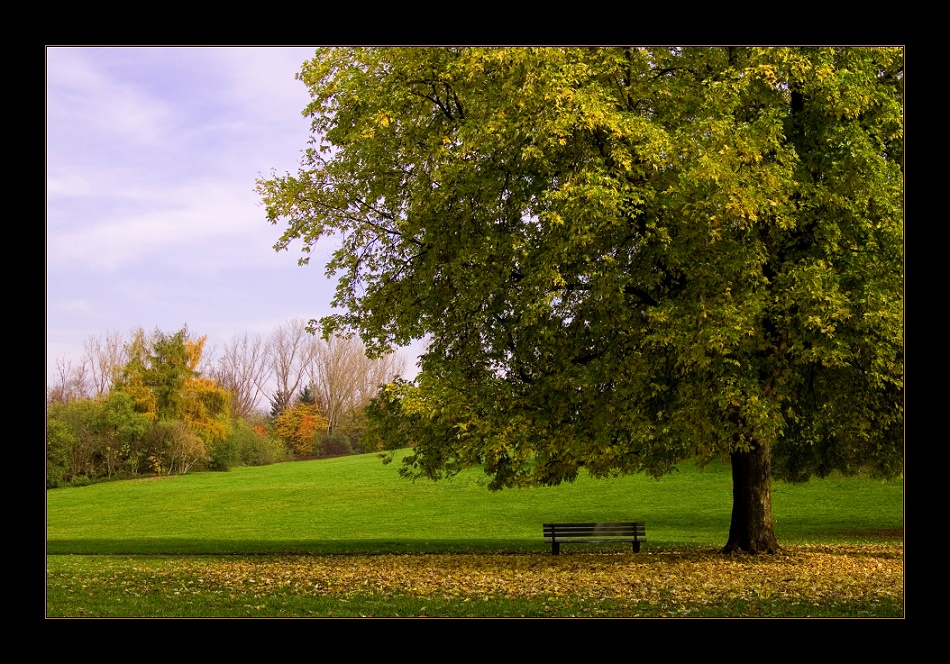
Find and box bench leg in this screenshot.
[552,542,560,555]
[632,541,641,553]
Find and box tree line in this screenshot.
[46,320,406,487]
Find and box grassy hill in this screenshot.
[46,450,903,555]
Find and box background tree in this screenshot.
[296,384,317,406]
[46,415,74,488]
[48,330,132,406]
[98,390,151,477]
[147,329,194,419]
[269,389,291,418]
[46,398,103,483]
[47,356,90,405]
[115,327,159,420]
[265,318,317,415]
[82,330,126,398]
[113,326,230,472]
[212,331,272,419]
[308,333,406,435]
[180,375,231,445]
[273,402,329,457]
[261,47,903,553]
[47,325,283,486]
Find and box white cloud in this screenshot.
[46,47,365,386]
[61,299,93,314]
[46,47,173,148]
[48,179,257,271]
[207,47,316,123]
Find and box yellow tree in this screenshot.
[181,336,232,444]
[273,402,329,456]
[115,327,231,472]
[115,327,158,421]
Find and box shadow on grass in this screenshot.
[45,538,553,556]
[47,539,728,556]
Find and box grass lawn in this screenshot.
[46,452,903,617]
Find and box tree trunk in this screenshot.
[723,439,781,554]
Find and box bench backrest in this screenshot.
[543,522,645,538]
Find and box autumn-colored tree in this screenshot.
[180,376,231,444]
[115,327,159,420]
[273,402,329,456]
[147,329,194,419]
[180,335,231,444]
[110,326,230,472]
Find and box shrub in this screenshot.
[208,419,291,470]
[207,432,241,471]
[242,427,291,466]
[317,431,353,458]
[46,417,73,488]
[144,419,205,475]
[46,399,108,484]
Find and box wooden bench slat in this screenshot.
[543,526,645,535]
[544,522,644,528]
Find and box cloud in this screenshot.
[46,47,173,148]
[47,47,319,274]
[207,47,316,124]
[61,299,93,314]
[48,178,259,271]
[46,47,364,386]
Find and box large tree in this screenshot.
[259,47,904,553]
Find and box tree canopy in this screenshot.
[259,47,904,553]
[115,327,230,443]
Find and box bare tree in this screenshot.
[81,331,126,398]
[47,355,91,405]
[309,334,406,433]
[266,319,317,415]
[213,331,272,419]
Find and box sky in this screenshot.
[46,46,421,386]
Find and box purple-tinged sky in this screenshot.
[46,46,421,384]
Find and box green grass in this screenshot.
[47,451,903,555]
[46,452,903,617]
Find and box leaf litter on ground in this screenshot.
[48,543,902,613]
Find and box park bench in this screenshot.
[543,522,646,555]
